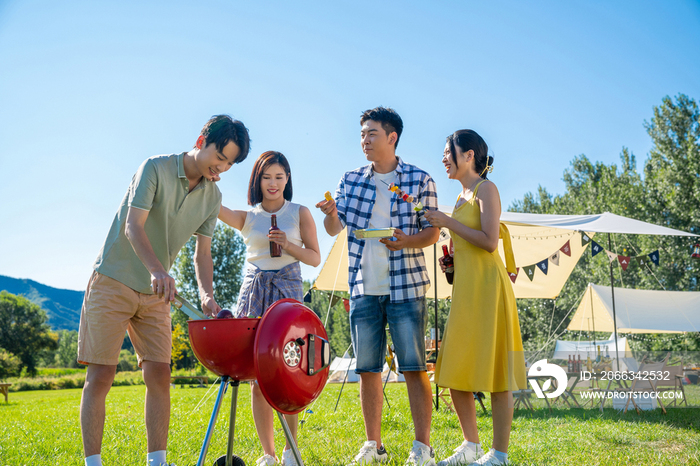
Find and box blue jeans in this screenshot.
[349,295,427,373]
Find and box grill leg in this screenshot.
[276,411,304,466]
[197,376,230,466]
[226,381,240,466]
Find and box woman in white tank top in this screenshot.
[219,151,320,466]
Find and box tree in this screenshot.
[170,222,247,368]
[0,349,21,379]
[0,291,58,376]
[509,95,700,353]
[642,94,700,292]
[171,323,193,369]
[509,149,649,351]
[55,330,80,368]
[171,223,246,310]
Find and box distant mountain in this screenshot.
[0,275,83,331]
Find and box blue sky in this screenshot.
[1,0,699,291]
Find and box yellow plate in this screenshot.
[353,228,395,239]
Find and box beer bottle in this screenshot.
[270,214,282,257]
[441,245,454,285]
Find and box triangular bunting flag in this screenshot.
[636,256,648,267]
[605,250,618,263]
[648,250,660,266]
[590,240,603,257]
[549,251,560,266]
[560,240,572,257]
[693,244,700,258]
[523,264,536,281]
[343,298,350,312]
[303,291,312,303]
[330,294,341,307]
[509,268,519,284]
[536,258,549,275]
[617,255,631,271]
[581,233,591,247]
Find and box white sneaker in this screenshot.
[468,449,507,466]
[256,454,278,466]
[282,448,298,466]
[405,440,436,466]
[347,441,389,465]
[437,441,484,466]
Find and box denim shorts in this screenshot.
[349,295,427,373]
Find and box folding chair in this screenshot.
[513,389,535,411]
[433,388,455,413]
[623,353,670,414]
[656,359,687,407]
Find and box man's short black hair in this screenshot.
[360,107,403,149]
[201,115,251,164]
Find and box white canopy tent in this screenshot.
[313,211,696,300]
[327,356,405,383]
[328,357,360,383]
[568,284,700,334]
[553,333,631,360]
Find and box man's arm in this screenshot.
[125,207,177,302]
[194,234,221,317]
[315,177,347,236]
[316,198,344,236]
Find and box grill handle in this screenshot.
[307,334,331,376]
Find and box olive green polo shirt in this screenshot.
[93,152,222,294]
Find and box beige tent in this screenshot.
[312,211,696,300]
[567,284,700,334]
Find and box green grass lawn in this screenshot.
[1,383,699,465]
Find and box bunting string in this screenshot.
[623,235,669,292]
[564,329,699,342]
[509,230,672,284]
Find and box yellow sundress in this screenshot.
[434,180,527,393]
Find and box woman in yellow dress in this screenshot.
[424,129,526,466]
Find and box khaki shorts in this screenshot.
[77,271,171,366]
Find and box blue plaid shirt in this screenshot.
[334,157,438,303]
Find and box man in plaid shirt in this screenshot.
[317,107,439,466]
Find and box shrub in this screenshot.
[0,348,21,379]
[36,367,86,377]
[8,370,146,392]
[117,349,138,372]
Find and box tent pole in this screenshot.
[607,233,620,367]
[434,243,439,410]
[590,286,597,347]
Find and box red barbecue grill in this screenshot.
[187,298,331,466]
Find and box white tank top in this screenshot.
[241,200,303,271]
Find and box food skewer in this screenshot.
[386,181,424,211]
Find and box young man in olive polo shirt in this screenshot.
[77,115,250,466]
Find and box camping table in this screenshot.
[170,376,209,387]
[0,383,11,403]
[553,372,582,408]
[525,375,552,412]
